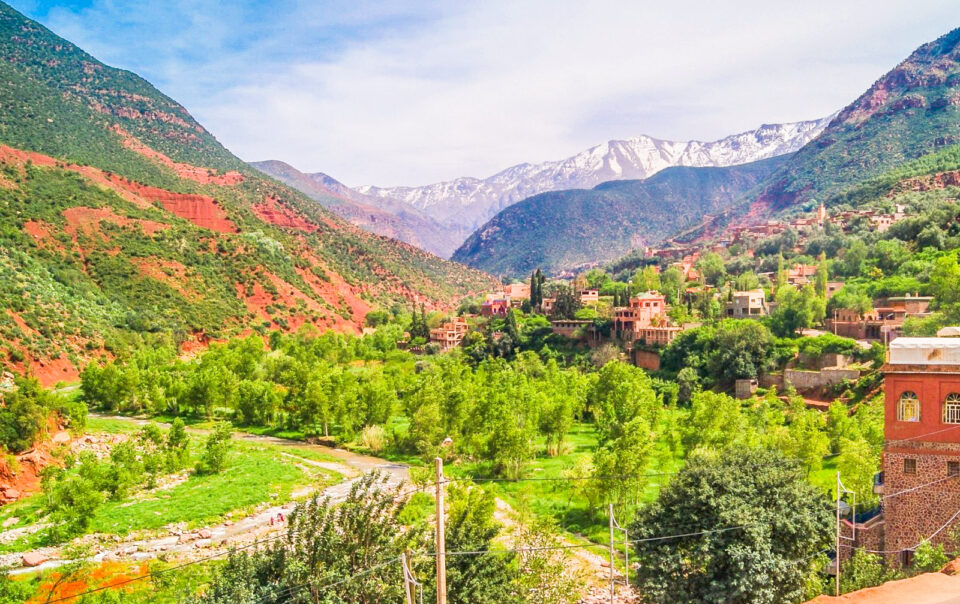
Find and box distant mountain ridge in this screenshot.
[251,160,465,257]
[453,26,960,278]
[451,156,788,277]
[356,118,833,234]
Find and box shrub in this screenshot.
[360,424,388,453]
[195,422,233,476]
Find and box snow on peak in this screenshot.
[356,116,833,231]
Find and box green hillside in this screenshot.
[0,1,495,384]
[451,156,787,277]
[750,27,960,212]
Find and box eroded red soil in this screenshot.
[62,206,168,241]
[252,196,318,232]
[110,125,244,186]
[130,258,199,299]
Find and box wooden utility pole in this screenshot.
[435,457,447,604]
[835,471,841,597]
[401,551,414,604]
[609,503,616,603]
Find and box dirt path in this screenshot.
[492,498,638,603]
[4,415,409,574]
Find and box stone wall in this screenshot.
[633,349,660,371]
[883,443,960,566]
[784,368,860,392]
[839,515,885,563]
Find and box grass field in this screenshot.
[0,417,345,554]
[450,421,685,546]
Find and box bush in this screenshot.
[913,540,950,573]
[195,422,233,476]
[359,424,388,453]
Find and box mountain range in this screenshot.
[451,157,788,276]
[251,160,465,257]
[354,118,832,236]
[453,27,960,276]
[0,1,494,385]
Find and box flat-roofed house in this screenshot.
[725,289,768,318]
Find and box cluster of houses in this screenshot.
[644,203,910,265]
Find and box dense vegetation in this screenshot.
[0,2,495,379]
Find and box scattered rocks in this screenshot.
[2,517,18,528]
[194,539,212,549]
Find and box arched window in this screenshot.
[944,394,960,424]
[898,391,920,422]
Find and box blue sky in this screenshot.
[9,1,960,186]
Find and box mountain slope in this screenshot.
[452,155,788,277]
[746,27,960,215]
[251,160,464,257]
[0,1,495,385]
[357,118,831,234]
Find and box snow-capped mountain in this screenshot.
[357,117,834,235]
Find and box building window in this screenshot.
[945,394,960,424]
[898,391,920,422]
[949,461,960,477]
[904,458,917,475]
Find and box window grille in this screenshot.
[898,392,920,422]
[944,394,960,424]
[904,458,917,475]
[949,461,960,477]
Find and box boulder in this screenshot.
[198,529,212,539]
[21,552,46,567]
[2,517,19,528]
[4,489,20,500]
[942,557,960,575]
[51,431,71,445]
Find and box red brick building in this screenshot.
[879,336,960,565]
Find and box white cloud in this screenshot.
[13,0,960,185]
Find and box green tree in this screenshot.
[192,472,423,604]
[815,253,829,298]
[734,271,761,291]
[592,415,654,508]
[0,377,52,453]
[841,240,868,276]
[630,448,833,604]
[837,436,881,509]
[444,486,517,604]
[682,390,746,452]
[660,266,684,304]
[770,285,825,337]
[588,361,659,444]
[696,252,726,286]
[195,422,233,475]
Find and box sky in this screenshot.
[9,1,960,187]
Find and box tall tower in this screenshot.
[817,201,826,224]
